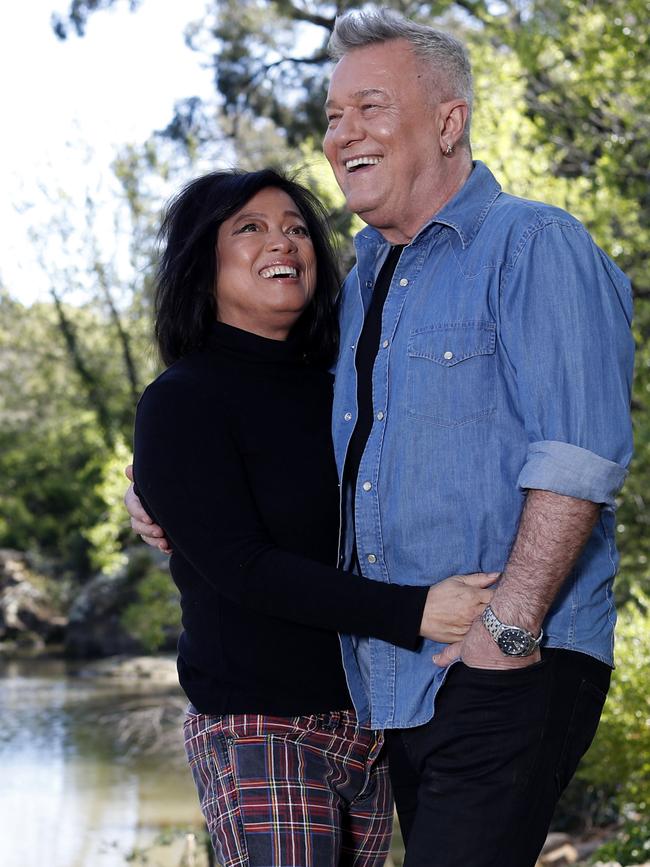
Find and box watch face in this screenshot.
[497,628,534,657]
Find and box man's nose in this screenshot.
[331,110,364,148]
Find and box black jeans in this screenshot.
[385,648,610,867]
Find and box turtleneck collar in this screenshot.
[205,320,305,364]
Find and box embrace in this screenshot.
[127,8,634,867]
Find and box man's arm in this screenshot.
[436,220,634,669]
[433,489,599,669]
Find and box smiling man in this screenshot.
[126,8,634,866]
[320,9,633,867]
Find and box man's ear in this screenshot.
[438,99,469,151]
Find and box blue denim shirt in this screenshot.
[332,161,634,730]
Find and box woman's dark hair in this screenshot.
[154,168,340,367]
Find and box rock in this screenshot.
[64,570,145,658]
[539,842,579,865]
[79,654,179,685]
[0,549,67,648]
[541,833,573,855]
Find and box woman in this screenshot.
[133,169,493,867]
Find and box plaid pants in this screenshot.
[184,709,393,867]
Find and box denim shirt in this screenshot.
[332,161,634,730]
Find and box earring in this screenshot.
[445,142,453,155]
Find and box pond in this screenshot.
[0,656,208,867]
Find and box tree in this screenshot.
[53,0,650,592]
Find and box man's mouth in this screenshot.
[344,156,383,173]
[259,265,299,279]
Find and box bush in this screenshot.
[121,555,180,653]
[591,817,650,865]
[579,588,650,827]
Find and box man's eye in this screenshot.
[326,114,341,124]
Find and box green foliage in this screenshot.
[121,558,180,653]
[579,590,650,820]
[82,438,132,575]
[591,818,650,866]
[0,287,156,577]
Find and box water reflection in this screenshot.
[0,657,204,867]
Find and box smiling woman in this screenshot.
[133,168,412,866]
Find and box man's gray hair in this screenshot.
[328,8,473,140]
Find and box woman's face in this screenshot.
[215,187,317,340]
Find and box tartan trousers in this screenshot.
[183,708,393,867]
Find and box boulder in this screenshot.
[64,570,144,658]
[0,549,67,648]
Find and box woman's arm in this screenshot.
[134,375,492,649]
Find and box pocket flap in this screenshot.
[408,322,496,367]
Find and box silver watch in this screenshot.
[481,604,543,657]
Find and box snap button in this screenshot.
[376,411,384,421]
[399,278,408,287]
[344,412,352,421]
[362,481,372,492]
[367,554,377,564]
[382,339,389,349]
[443,350,454,360]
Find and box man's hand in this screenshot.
[124,465,172,554]
[432,617,541,670]
[419,572,497,644]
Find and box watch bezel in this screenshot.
[496,627,537,657]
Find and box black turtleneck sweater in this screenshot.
[134,322,427,716]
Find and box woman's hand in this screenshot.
[419,572,498,644]
[124,465,172,554]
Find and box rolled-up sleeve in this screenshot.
[517,441,628,508]
[500,218,634,507]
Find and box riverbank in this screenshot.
[0,654,204,867]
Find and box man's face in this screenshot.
[323,40,443,243]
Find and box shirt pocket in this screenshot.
[406,321,497,427]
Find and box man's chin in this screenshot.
[342,193,381,222]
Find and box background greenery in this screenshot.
[2,1,648,858]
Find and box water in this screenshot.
[0,657,206,867]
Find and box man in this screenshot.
[128,9,634,866]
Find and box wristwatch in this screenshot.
[481,604,543,657]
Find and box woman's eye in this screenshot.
[236,223,260,233]
[287,225,309,236]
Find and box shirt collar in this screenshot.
[354,161,502,252]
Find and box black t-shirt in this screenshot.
[134,321,426,715]
[344,245,404,560]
